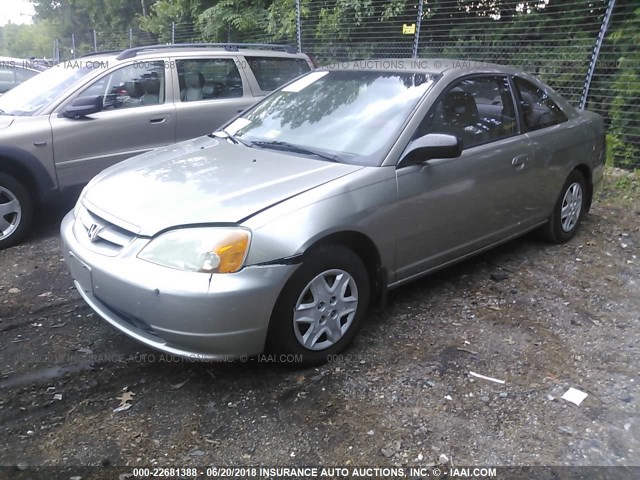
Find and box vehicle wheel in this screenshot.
[539,170,587,244]
[267,245,370,367]
[0,173,33,250]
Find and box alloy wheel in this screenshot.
[0,186,21,239]
[560,182,582,232]
[293,269,359,351]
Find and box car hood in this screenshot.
[82,135,363,236]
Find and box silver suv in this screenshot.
[0,44,312,248]
[0,57,40,95]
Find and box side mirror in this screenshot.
[398,133,462,167]
[62,95,103,119]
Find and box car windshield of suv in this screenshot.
[227,70,437,165]
[0,63,97,116]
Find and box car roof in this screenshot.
[77,51,310,67]
[318,58,522,76]
[0,56,42,72]
[79,44,309,63]
[145,48,309,59]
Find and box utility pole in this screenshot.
[580,0,616,109]
[413,0,424,58]
[296,0,302,53]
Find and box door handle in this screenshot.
[150,117,167,125]
[512,154,528,168]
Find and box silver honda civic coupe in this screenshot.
[61,59,605,366]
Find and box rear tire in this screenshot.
[0,173,33,250]
[538,170,587,244]
[266,245,370,367]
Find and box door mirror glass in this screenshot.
[399,133,462,167]
[62,95,103,119]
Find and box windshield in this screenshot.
[0,62,99,116]
[227,70,437,165]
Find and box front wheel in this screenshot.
[539,170,587,244]
[0,173,33,250]
[266,245,370,367]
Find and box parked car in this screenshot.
[24,57,53,71]
[61,59,605,366]
[0,56,40,95]
[0,43,312,248]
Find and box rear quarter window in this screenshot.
[245,56,310,92]
[514,77,568,131]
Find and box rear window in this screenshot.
[245,56,310,91]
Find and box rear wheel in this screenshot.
[539,170,587,244]
[267,245,370,367]
[0,173,33,250]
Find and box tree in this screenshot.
[0,22,56,58]
[138,0,207,41]
[606,4,640,169]
[198,0,272,42]
[28,0,156,53]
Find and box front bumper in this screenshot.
[60,211,298,360]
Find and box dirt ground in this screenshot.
[0,174,638,474]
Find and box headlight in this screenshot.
[138,227,251,273]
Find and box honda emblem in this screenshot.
[87,223,103,242]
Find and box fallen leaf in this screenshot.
[114,391,136,412]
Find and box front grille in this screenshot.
[74,205,136,256]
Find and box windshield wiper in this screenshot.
[251,141,340,163]
[209,129,252,148]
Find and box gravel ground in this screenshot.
[0,175,638,472]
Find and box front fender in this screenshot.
[242,166,398,273]
[0,145,58,201]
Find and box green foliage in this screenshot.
[0,22,56,58]
[313,0,408,42]
[607,6,640,170]
[268,0,305,41]
[139,0,205,41]
[30,0,149,44]
[610,169,640,200]
[198,0,272,42]
[0,0,638,170]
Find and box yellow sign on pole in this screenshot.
[403,23,416,35]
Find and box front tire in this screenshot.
[266,245,370,367]
[539,170,587,244]
[0,174,33,250]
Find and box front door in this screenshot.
[394,75,536,281]
[50,60,176,188]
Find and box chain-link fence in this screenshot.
[298,0,638,170]
[26,0,640,169]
